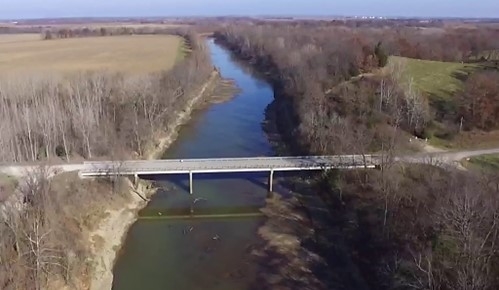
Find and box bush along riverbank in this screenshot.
[215,24,499,290]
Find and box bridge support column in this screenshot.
[189,171,193,195]
[134,173,139,188]
[268,169,274,193]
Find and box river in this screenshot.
[112,39,276,290]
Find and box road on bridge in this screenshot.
[79,155,377,177]
[1,148,499,178]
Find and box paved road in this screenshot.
[1,149,498,178]
[80,155,377,177]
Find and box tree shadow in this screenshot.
[249,174,371,290]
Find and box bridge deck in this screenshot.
[79,155,378,177]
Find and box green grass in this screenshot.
[466,154,499,172]
[388,56,481,149]
[388,56,478,102]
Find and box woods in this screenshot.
[333,166,499,290]
[0,30,214,289]
[0,31,213,163]
[0,169,130,289]
[458,71,499,130]
[215,23,435,154]
[215,21,499,290]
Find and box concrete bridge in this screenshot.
[3,148,498,194]
[79,155,379,193]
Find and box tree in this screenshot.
[375,41,388,67]
[458,71,499,130]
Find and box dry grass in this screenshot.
[430,130,499,150]
[0,173,17,203]
[0,35,182,74]
[0,34,41,44]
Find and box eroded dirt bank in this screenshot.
[89,71,222,290]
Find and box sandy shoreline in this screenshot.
[88,71,219,290]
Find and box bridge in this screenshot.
[3,148,498,194]
[79,155,379,193]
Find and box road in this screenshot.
[396,148,499,165]
[80,155,376,177]
[0,149,498,178]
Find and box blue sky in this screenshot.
[1,0,497,19]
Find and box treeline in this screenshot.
[0,31,214,289]
[215,22,499,289]
[458,70,499,130]
[0,26,43,34]
[215,24,431,154]
[216,23,499,154]
[217,21,499,62]
[42,26,192,40]
[0,31,213,163]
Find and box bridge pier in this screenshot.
[134,173,139,188]
[268,169,274,192]
[189,171,193,195]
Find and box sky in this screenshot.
[1,0,498,20]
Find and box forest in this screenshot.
[0,31,213,163]
[0,30,214,289]
[215,21,499,289]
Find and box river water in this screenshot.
[112,39,276,290]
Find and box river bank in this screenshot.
[213,36,372,289]
[89,71,221,290]
[111,38,275,290]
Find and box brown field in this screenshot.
[0,34,182,74]
[0,33,41,43]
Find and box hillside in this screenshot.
[387,56,477,102]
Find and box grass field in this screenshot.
[0,34,182,74]
[386,56,498,149]
[387,56,478,101]
[464,154,499,172]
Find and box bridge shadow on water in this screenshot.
[139,171,302,193]
[136,171,306,222]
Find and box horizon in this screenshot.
[3,14,499,22]
[1,0,499,20]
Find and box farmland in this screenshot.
[0,33,41,44]
[0,34,182,74]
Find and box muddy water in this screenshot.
[112,39,276,290]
